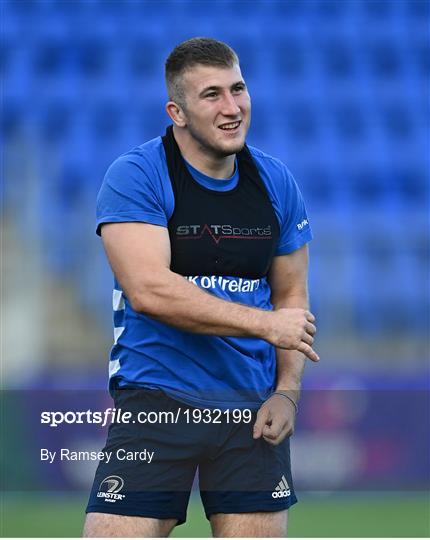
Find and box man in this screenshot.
[84,37,317,538]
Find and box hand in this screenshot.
[265,308,319,362]
[252,394,296,446]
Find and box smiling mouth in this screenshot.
[218,121,241,131]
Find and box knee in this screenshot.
[211,510,288,537]
[82,513,177,538]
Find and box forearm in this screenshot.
[273,294,309,400]
[275,350,305,403]
[129,267,269,338]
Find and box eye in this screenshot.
[232,84,246,94]
[205,92,218,98]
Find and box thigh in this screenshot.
[86,389,198,525]
[210,510,288,538]
[83,512,177,538]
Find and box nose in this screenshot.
[220,92,241,116]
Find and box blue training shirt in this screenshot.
[96,135,312,409]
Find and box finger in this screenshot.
[253,409,270,439]
[305,322,316,335]
[297,342,320,362]
[272,424,294,445]
[305,311,315,323]
[263,434,277,444]
[262,415,285,440]
[264,423,294,446]
[301,332,314,346]
[263,430,286,445]
[264,429,288,445]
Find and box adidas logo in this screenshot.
[271,475,291,498]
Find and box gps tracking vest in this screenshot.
[162,126,280,279]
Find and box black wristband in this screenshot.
[271,391,299,413]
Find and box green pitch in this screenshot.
[1,492,429,537]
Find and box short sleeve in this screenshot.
[275,168,313,255]
[96,155,168,236]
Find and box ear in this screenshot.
[165,101,187,127]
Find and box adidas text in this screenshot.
[272,489,291,498]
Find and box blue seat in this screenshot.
[381,101,414,140]
[333,100,366,141]
[366,40,403,79]
[283,100,319,142]
[5,0,43,14]
[415,38,430,76]
[362,0,396,19]
[91,101,122,140]
[406,0,429,20]
[302,166,336,206]
[129,38,160,79]
[78,39,110,79]
[136,101,167,141]
[393,167,427,203]
[271,0,307,19]
[34,40,71,77]
[350,166,387,204]
[314,0,349,19]
[1,101,22,138]
[321,39,355,79]
[40,101,72,142]
[274,37,308,80]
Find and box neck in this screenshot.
[172,125,236,179]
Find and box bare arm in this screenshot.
[101,222,318,360]
[269,245,311,399]
[253,245,316,444]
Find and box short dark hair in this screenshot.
[165,37,239,108]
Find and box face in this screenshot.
[177,63,251,158]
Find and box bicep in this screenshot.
[268,244,310,304]
[101,222,171,299]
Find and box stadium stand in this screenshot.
[3,0,429,369]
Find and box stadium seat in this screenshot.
[2,0,427,347]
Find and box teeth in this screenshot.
[220,122,240,130]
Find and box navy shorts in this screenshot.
[86,389,297,525]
